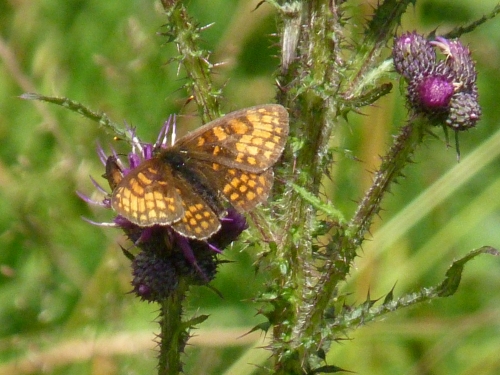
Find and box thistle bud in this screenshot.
[393,32,480,131]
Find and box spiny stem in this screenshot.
[347,118,426,247]
[160,0,222,123]
[158,280,188,375]
[294,117,428,365]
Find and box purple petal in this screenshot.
[81,216,118,227]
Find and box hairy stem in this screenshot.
[158,280,188,375]
[160,0,222,122]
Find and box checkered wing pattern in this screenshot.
[110,104,289,239]
[111,159,184,226]
[170,181,221,238]
[177,105,289,173]
[192,161,275,212]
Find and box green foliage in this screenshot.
[2,0,500,374]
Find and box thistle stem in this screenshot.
[158,279,188,375]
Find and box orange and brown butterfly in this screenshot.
[106,104,289,240]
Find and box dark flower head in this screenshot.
[393,31,436,80]
[127,208,246,302]
[131,243,219,302]
[447,92,482,131]
[393,32,480,131]
[131,250,179,302]
[79,118,248,302]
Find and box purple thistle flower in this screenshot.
[393,32,481,131]
[411,74,455,110]
[79,118,248,302]
[431,37,477,91]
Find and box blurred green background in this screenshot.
[1,0,500,374]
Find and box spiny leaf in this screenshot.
[246,321,272,336]
[444,4,500,39]
[182,314,209,329]
[383,283,397,304]
[366,0,416,43]
[331,246,499,332]
[341,82,393,113]
[311,364,354,374]
[20,92,126,139]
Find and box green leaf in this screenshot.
[183,314,210,329]
[437,246,499,297]
[311,364,354,374]
[291,183,346,224]
[246,321,271,336]
[20,92,126,139]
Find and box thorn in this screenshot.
[198,22,215,32]
[212,61,228,68]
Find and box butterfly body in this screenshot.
[159,148,226,217]
[110,104,289,240]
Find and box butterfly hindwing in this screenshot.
[111,159,184,226]
[190,160,274,212]
[169,178,221,239]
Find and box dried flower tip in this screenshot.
[431,37,477,91]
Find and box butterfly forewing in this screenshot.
[175,105,289,173]
[111,159,184,226]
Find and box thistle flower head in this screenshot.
[79,118,248,302]
[393,32,480,131]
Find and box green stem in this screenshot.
[153,4,227,373]
[347,119,425,246]
[160,0,222,122]
[157,279,189,375]
[297,117,427,358]
[272,0,345,373]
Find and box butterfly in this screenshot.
[108,104,289,240]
